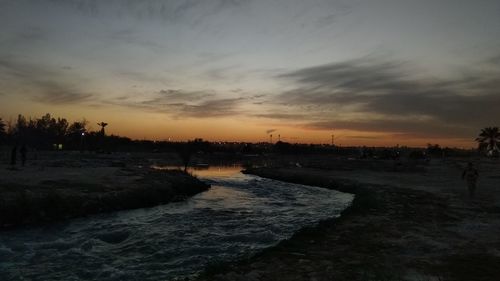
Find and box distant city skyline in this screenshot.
[1,0,500,147]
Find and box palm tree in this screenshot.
[476,127,500,156]
[97,122,108,136]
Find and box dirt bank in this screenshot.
[198,159,500,281]
[0,152,210,228]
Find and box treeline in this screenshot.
[0,113,475,157]
[0,114,128,151]
[0,114,216,153]
[271,141,473,158]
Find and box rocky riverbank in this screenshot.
[0,152,210,228]
[198,159,500,281]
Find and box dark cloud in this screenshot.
[112,89,244,118]
[113,89,271,119]
[173,97,243,118]
[0,56,93,105]
[278,57,420,99]
[266,129,277,134]
[307,119,470,139]
[255,113,308,120]
[147,97,244,118]
[32,81,93,104]
[0,56,57,80]
[153,89,216,103]
[344,135,382,140]
[276,55,500,138]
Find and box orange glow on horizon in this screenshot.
[2,105,477,149]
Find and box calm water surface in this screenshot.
[0,166,353,281]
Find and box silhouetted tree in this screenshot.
[476,127,500,157]
[190,138,211,153]
[241,143,254,154]
[274,141,293,154]
[66,120,88,149]
[0,118,6,143]
[408,150,425,160]
[379,148,398,160]
[14,114,28,142]
[53,118,69,144]
[28,113,68,148]
[67,120,87,136]
[426,143,443,157]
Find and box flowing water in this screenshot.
[0,166,353,281]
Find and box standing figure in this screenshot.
[20,144,27,167]
[10,145,17,166]
[462,162,479,198]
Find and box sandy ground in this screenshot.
[321,158,500,208]
[198,158,500,281]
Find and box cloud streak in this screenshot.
[46,0,253,23]
[0,55,93,105]
[275,55,500,138]
[31,80,93,104]
[173,97,243,118]
[111,89,246,118]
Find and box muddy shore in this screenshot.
[0,152,210,228]
[198,159,500,281]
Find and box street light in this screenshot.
[80,131,86,152]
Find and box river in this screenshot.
[0,165,353,281]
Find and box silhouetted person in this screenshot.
[10,145,17,166]
[462,162,479,198]
[179,146,192,172]
[20,144,27,167]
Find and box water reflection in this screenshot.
[153,164,244,178]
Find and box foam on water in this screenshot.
[0,167,353,280]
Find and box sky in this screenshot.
[1,0,500,147]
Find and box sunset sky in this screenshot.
[1,0,500,147]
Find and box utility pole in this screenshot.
[270,134,273,143]
[331,134,335,146]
